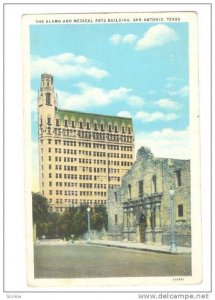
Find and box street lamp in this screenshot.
[169,187,177,252]
[87,207,91,243]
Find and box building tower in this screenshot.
[38,73,134,212]
[38,74,57,205]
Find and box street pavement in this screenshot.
[34,243,192,278]
[36,238,191,255]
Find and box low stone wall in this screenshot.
[162,234,191,247]
[108,233,123,241]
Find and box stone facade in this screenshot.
[107,147,191,247]
[38,73,134,212]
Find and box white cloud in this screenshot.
[135,24,178,50]
[55,83,144,111]
[155,98,180,110]
[57,83,132,110]
[117,111,132,118]
[109,33,137,45]
[135,127,190,159]
[166,76,181,82]
[167,85,189,98]
[122,34,137,44]
[109,34,122,45]
[31,53,108,79]
[135,110,178,122]
[31,82,144,112]
[127,95,144,107]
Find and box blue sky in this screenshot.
[30,22,190,191]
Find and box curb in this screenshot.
[90,242,191,255]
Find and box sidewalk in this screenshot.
[90,239,191,255]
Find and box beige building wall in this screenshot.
[38,74,134,212]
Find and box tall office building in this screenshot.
[38,73,134,212]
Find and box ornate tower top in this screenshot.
[38,73,56,108]
[40,73,54,89]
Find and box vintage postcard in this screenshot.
[23,12,201,287]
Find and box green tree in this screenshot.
[46,212,61,238]
[32,192,49,238]
[91,206,108,231]
[32,192,49,223]
[71,205,88,238]
[32,193,109,239]
[58,209,73,239]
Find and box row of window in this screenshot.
[43,172,122,182]
[46,151,132,160]
[47,162,131,170]
[49,198,106,204]
[126,177,157,198]
[45,116,132,134]
[48,182,107,189]
[42,128,133,142]
[55,190,78,196]
[109,176,121,182]
[42,139,133,152]
[52,200,107,212]
[49,199,78,204]
[120,171,183,201]
[41,168,124,181]
[113,205,184,227]
[55,182,78,187]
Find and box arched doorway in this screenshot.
[139,213,147,243]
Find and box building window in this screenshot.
[94,122,98,131]
[176,170,182,187]
[108,124,112,132]
[46,93,51,105]
[114,125,118,133]
[114,191,117,202]
[138,180,144,197]
[128,184,132,199]
[152,175,157,193]
[86,122,90,130]
[47,117,51,125]
[64,120,68,127]
[101,124,104,131]
[56,119,60,126]
[115,214,118,225]
[128,127,131,134]
[79,121,83,129]
[178,204,184,217]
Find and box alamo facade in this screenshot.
[107,146,191,247]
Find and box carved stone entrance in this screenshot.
[122,194,163,244]
[139,213,147,243]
